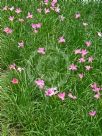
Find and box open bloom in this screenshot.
[31,23,42,29]
[78,73,84,79]
[94,93,100,99]
[26,12,33,19]
[88,56,94,63]
[58,36,65,43]
[3,6,8,11]
[91,83,101,92]
[37,8,42,13]
[89,111,96,116]
[44,0,49,4]
[45,88,58,96]
[35,79,45,89]
[9,16,14,21]
[75,13,80,19]
[11,78,19,84]
[68,93,77,100]
[81,49,88,56]
[97,32,102,37]
[69,64,77,71]
[58,92,65,100]
[85,65,92,71]
[45,8,50,14]
[9,63,16,70]
[15,8,22,14]
[18,41,24,48]
[37,48,45,54]
[74,49,81,54]
[9,6,14,11]
[85,41,91,47]
[79,57,85,63]
[54,7,60,13]
[4,27,13,34]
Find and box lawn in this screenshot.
[0,0,102,136]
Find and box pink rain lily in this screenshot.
[9,63,16,70]
[37,48,45,54]
[75,13,80,19]
[94,93,100,99]
[89,111,96,117]
[58,36,65,43]
[15,8,22,14]
[81,49,88,56]
[79,57,85,63]
[45,88,58,96]
[69,64,77,71]
[35,79,45,89]
[4,27,13,34]
[37,8,42,13]
[32,23,42,29]
[9,16,14,21]
[85,65,92,71]
[90,83,100,92]
[58,92,65,101]
[88,56,94,63]
[18,41,24,48]
[44,0,49,4]
[45,8,50,14]
[85,41,92,47]
[74,49,81,54]
[78,73,84,79]
[3,6,8,11]
[68,93,77,100]
[51,0,57,7]
[54,7,60,13]
[11,78,19,84]
[26,12,33,19]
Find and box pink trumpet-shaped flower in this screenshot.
[58,92,65,101]
[75,13,80,19]
[35,79,45,89]
[45,88,57,96]
[26,12,33,19]
[68,93,77,100]
[88,56,94,63]
[79,57,85,63]
[58,36,65,43]
[15,8,22,14]
[94,93,100,99]
[37,8,42,13]
[78,73,84,79]
[9,16,14,21]
[4,27,13,34]
[81,49,88,56]
[9,63,16,70]
[85,41,92,47]
[37,48,45,54]
[11,78,19,84]
[85,65,92,71]
[69,64,77,71]
[74,49,81,54]
[89,111,96,116]
[45,8,50,14]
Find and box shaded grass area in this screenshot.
[0,0,102,136]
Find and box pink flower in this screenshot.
[81,49,88,56]
[89,111,96,116]
[15,8,22,14]
[69,64,77,71]
[58,36,65,43]
[85,41,91,47]
[35,79,45,89]
[45,8,50,14]
[75,13,80,19]
[3,6,8,11]
[97,32,102,37]
[26,12,33,19]
[45,88,57,96]
[58,92,65,101]
[9,16,14,21]
[94,93,100,99]
[18,41,24,48]
[36,23,42,28]
[44,0,49,4]
[9,64,16,70]
[11,78,19,84]
[74,49,81,54]
[33,29,38,33]
[4,27,13,34]
[68,93,77,100]
[37,48,45,54]
[91,83,97,89]
[78,73,84,79]
[88,56,93,63]
[79,57,85,63]
[51,0,57,7]
[85,65,92,71]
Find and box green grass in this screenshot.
[0,0,102,136]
